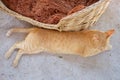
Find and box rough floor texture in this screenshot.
[0,0,120,80]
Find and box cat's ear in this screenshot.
[105,29,115,38]
[92,34,99,41]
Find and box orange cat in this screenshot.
[5,28,114,67]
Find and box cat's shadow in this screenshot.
[26,51,111,71]
[61,53,110,70]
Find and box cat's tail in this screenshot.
[6,27,37,37]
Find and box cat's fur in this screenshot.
[5,28,114,67]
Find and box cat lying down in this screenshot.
[5,28,114,67]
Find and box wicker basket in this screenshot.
[0,0,110,31]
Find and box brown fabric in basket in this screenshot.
[2,0,99,24]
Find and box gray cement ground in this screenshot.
[0,0,120,80]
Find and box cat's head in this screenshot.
[91,29,115,51]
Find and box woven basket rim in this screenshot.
[0,0,58,29]
[0,0,104,23]
[62,0,105,20]
[0,0,110,31]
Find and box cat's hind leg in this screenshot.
[13,49,24,67]
[5,42,21,59]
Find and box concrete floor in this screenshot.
[0,0,120,80]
